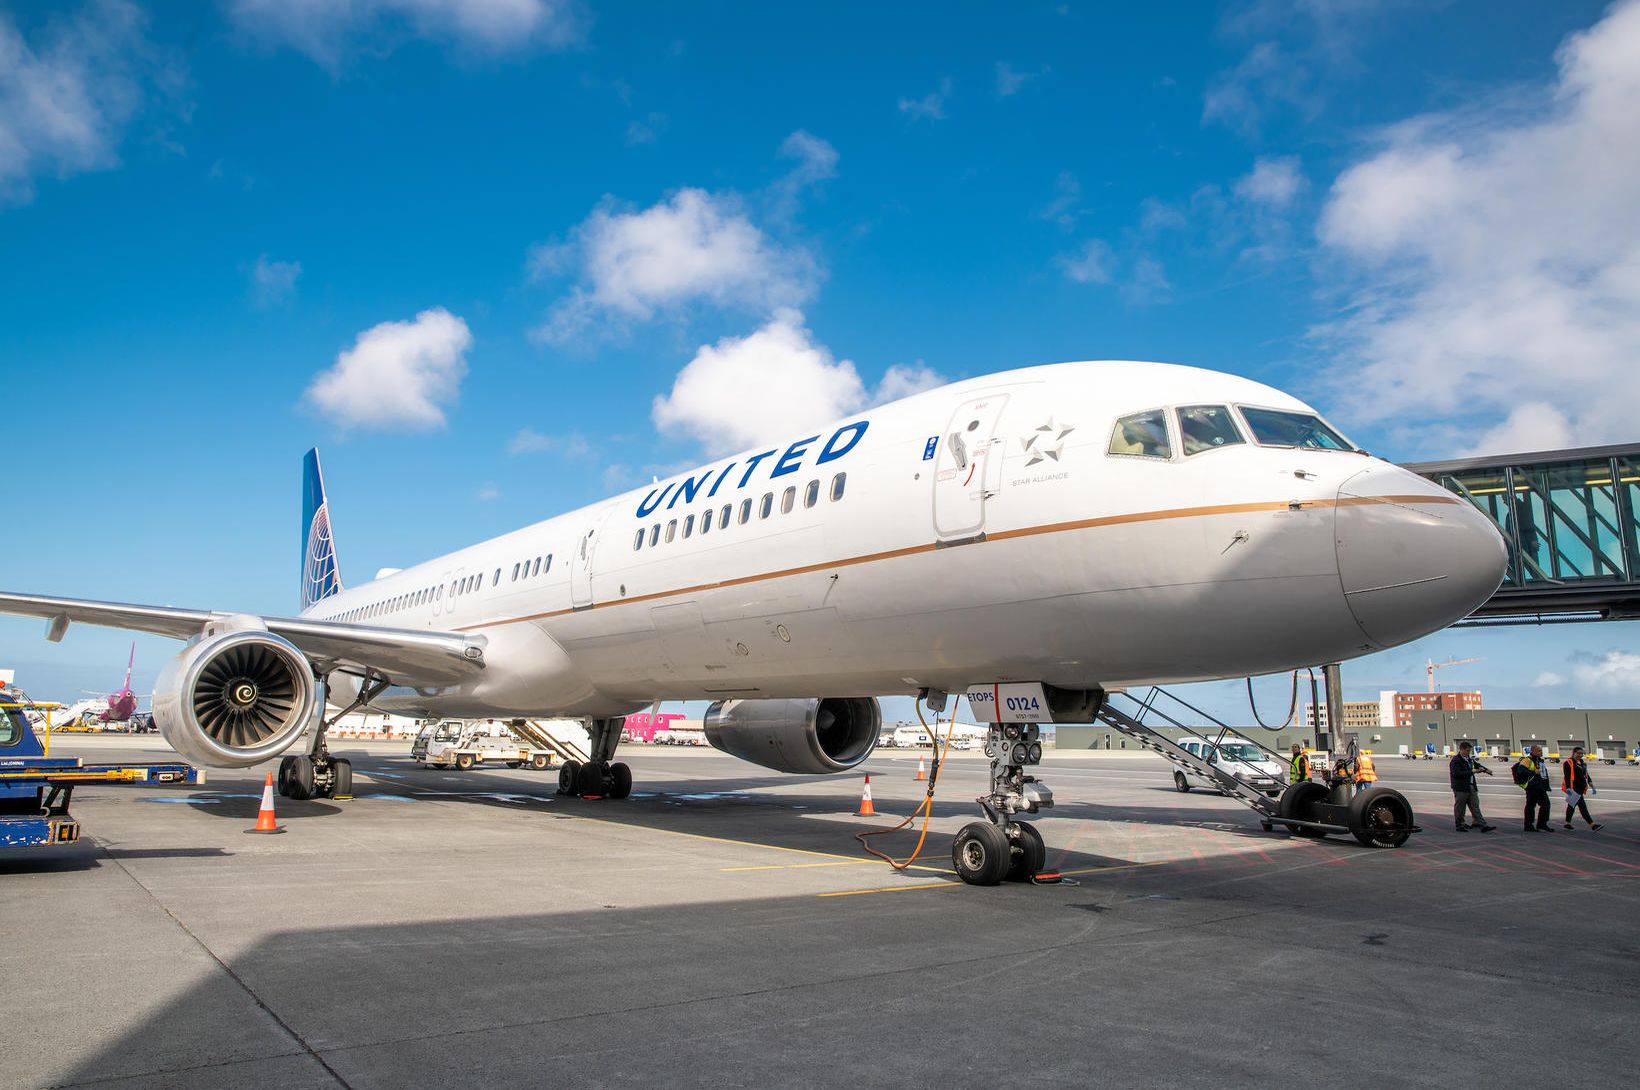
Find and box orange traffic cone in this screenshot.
[245,771,286,834]
[857,774,876,817]
[914,756,928,781]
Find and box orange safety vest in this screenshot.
[1354,753,1377,783]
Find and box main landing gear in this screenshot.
[556,717,633,800]
[277,673,387,802]
[952,722,1053,886]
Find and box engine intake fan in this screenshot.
[154,629,317,768]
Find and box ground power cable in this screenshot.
[856,698,955,871]
[1247,668,1308,731]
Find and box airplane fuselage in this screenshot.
[307,361,1506,719]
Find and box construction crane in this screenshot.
[1426,656,1482,693]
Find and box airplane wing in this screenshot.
[0,591,486,686]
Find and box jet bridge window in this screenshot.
[1177,405,1245,456]
[1107,410,1172,459]
[1237,406,1355,451]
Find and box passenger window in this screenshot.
[493,569,500,586]
[759,493,773,519]
[804,479,819,508]
[721,503,732,528]
[532,557,541,576]
[545,554,552,572]
[1108,410,1172,458]
[634,529,644,551]
[1177,405,1245,456]
[666,519,677,543]
[512,563,520,581]
[650,524,660,547]
[831,473,846,501]
[739,498,753,524]
[781,486,795,514]
[684,514,695,538]
[701,509,713,534]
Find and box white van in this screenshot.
[1172,736,1287,798]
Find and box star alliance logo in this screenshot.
[1021,417,1075,467]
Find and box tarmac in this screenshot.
[4,735,1639,1089]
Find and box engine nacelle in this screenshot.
[703,697,880,774]
[153,628,317,768]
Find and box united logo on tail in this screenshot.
[301,448,343,611]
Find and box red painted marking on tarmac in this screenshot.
[1490,844,1590,877]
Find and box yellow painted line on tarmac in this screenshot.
[819,879,963,898]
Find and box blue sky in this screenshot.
[3,0,1638,715]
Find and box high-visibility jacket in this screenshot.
[1289,752,1310,782]
[1354,753,1377,784]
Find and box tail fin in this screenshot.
[122,642,134,689]
[301,448,344,611]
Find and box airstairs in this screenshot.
[1092,687,1419,847]
[508,719,591,765]
[1094,688,1284,820]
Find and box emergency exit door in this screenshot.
[932,393,1009,542]
[570,505,618,610]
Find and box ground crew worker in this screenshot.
[1449,741,1495,832]
[1517,744,1553,832]
[1352,750,1377,795]
[1289,744,1310,784]
[1562,746,1603,830]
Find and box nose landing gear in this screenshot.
[952,722,1053,886]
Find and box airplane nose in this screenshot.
[1334,464,1509,648]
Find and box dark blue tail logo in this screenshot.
[301,449,343,611]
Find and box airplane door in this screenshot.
[933,393,1009,542]
[571,505,619,610]
[432,570,451,617]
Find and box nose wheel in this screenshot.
[954,722,1054,886]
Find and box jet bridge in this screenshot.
[1094,688,1418,848]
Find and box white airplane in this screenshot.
[0,360,1507,883]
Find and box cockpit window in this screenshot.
[1238,406,1355,451]
[1108,410,1172,459]
[1177,405,1245,456]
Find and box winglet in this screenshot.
[301,449,344,611]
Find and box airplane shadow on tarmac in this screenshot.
[42,812,1640,1090]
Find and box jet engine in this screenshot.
[153,628,317,768]
[702,697,880,774]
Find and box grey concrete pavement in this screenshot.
[4,736,1637,1088]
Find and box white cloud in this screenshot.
[1058,239,1113,285]
[1571,650,1640,697]
[1316,1,1640,454]
[1533,671,1566,688]
[1202,41,1315,136]
[768,129,837,221]
[507,428,590,458]
[1038,171,1081,229]
[624,112,665,146]
[532,187,817,342]
[229,0,583,66]
[476,483,500,502]
[995,61,1041,97]
[249,254,301,306]
[305,307,472,430]
[0,0,169,204]
[898,78,952,121]
[1233,155,1305,206]
[651,309,945,456]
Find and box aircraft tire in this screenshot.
[952,821,1010,886]
[578,760,606,797]
[608,762,633,799]
[288,755,315,801]
[558,761,581,795]
[1348,786,1414,849]
[331,758,352,799]
[277,755,298,798]
[1006,821,1045,882]
[1174,771,1190,792]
